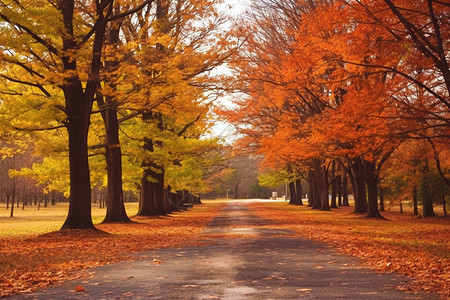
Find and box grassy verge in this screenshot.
[249,201,450,298]
[0,201,225,297]
[0,203,140,237]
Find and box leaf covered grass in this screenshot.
[0,201,225,297]
[249,201,450,298]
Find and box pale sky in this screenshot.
[208,0,251,142]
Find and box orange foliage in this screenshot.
[223,0,449,180]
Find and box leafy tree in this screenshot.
[0,0,138,228]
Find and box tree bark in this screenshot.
[312,160,330,211]
[138,112,157,216]
[101,10,130,223]
[102,107,130,223]
[154,168,168,215]
[289,181,296,205]
[295,179,303,205]
[309,170,320,209]
[138,169,157,216]
[443,193,447,218]
[60,0,112,229]
[413,186,419,215]
[337,174,342,206]
[421,160,435,218]
[330,161,337,208]
[307,171,313,207]
[350,157,367,214]
[61,109,95,229]
[363,160,383,218]
[342,172,349,206]
[378,184,385,212]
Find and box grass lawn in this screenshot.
[0,202,139,237]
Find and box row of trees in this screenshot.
[0,0,235,228]
[223,0,449,217]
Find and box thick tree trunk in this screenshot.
[310,170,321,209]
[101,15,130,223]
[61,112,95,229]
[421,161,435,218]
[422,195,435,217]
[138,130,157,216]
[364,161,383,218]
[312,160,330,211]
[154,168,168,215]
[60,0,111,229]
[295,179,303,205]
[102,107,130,223]
[351,157,367,214]
[289,181,296,205]
[138,173,156,216]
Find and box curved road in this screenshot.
[12,200,435,299]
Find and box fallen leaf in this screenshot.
[74,285,85,292]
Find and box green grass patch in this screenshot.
[0,203,139,237]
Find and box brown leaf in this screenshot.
[74,285,85,292]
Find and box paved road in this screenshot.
[12,200,434,299]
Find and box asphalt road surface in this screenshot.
[11,200,435,299]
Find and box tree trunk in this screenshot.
[378,185,385,212]
[337,174,342,206]
[364,160,383,218]
[22,190,26,210]
[61,112,95,229]
[154,168,167,215]
[102,107,130,222]
[295,179,303,205]
[351,157,367,214]
[138,122,157,216]
[60,0,110,229]
[413,186,419,215]
[342,172,349,206]
[312,160,330,211]
[421,160,435,218]
[307,171,313,207]
[330,161,337,208]
[289,181,296,204]
[443,193,447,218]
[100,14,130,223]
[422,195,435,217]
[310,170,321,209]
[9,179,15,217]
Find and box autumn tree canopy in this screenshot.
[0,0,233,227]
[222,0,449,217]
